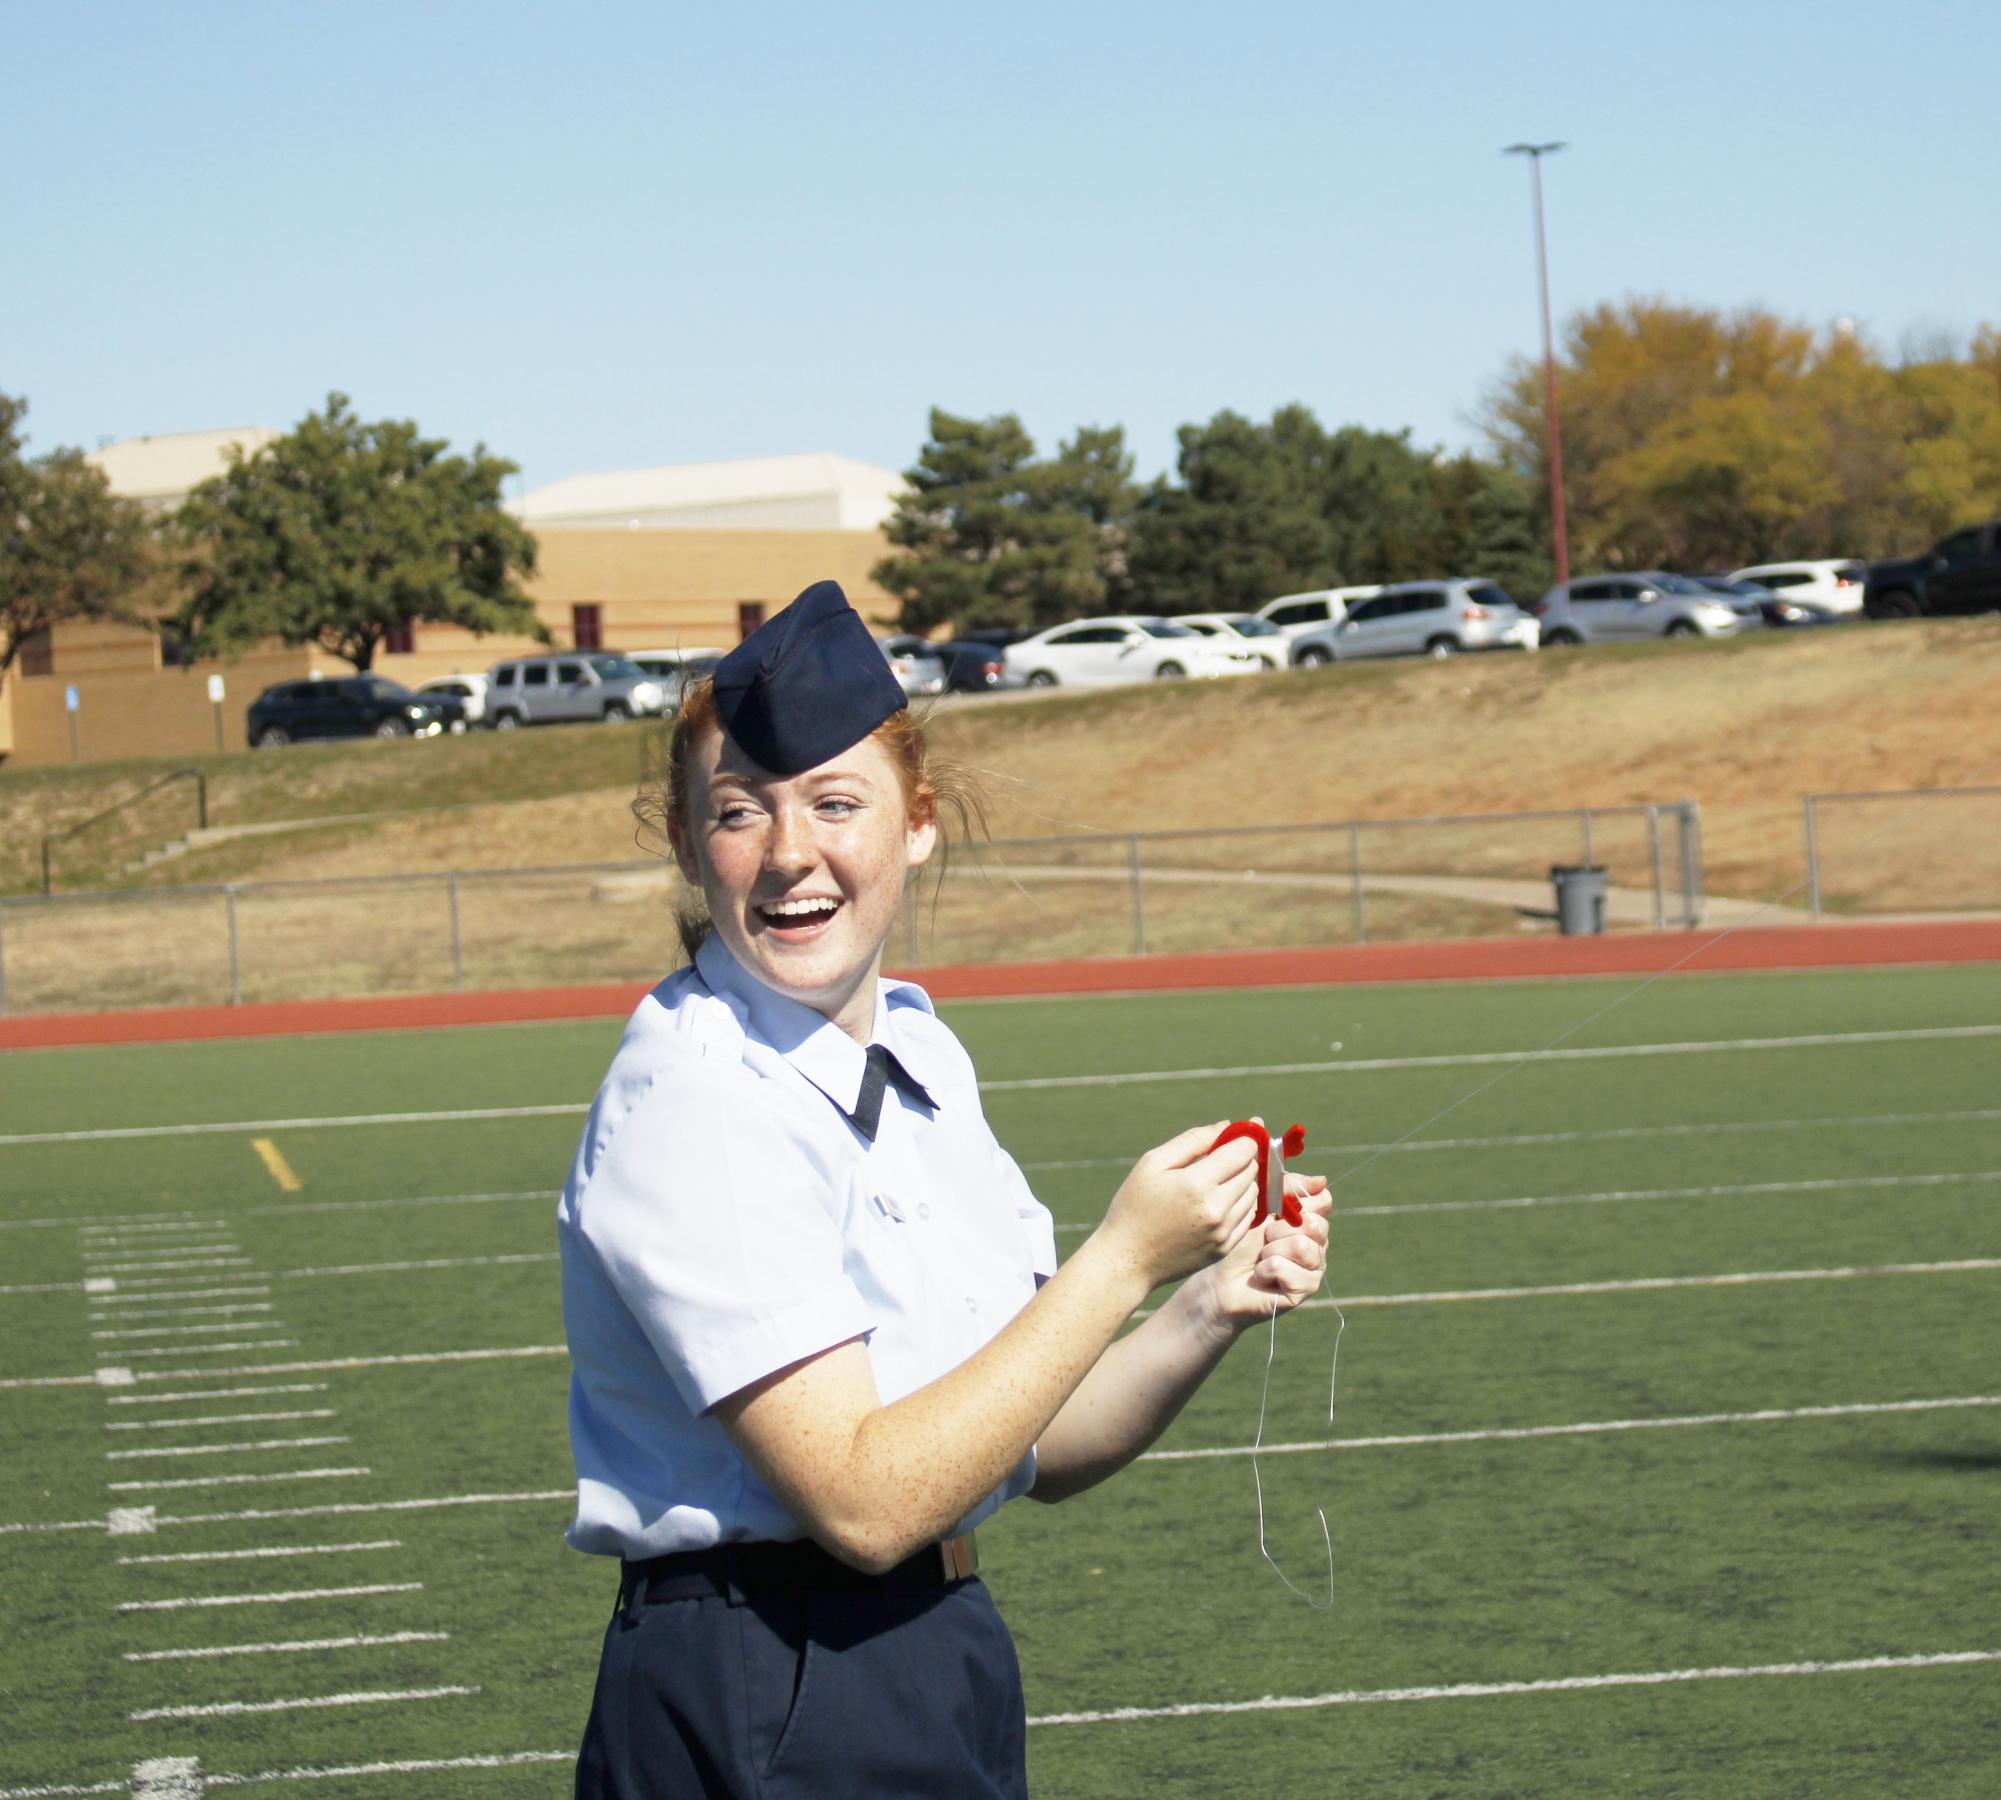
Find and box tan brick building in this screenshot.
[0,440,904,767]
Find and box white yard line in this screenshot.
[78,1221,224,1237]
[0,1782,128,1798]
[117,1582,423,1612]
[157,1489,574,1528]
[106,1435,351,1461]
[1341,1169,2001,1219]
[108,1468,370,1494]
[1054,1167,2001,1232]
[78,1258,252,1275]
[0,1784,124,1798]
[254,1189,550,1217]
[123,1345,566,1383]
[108,1410,338,1432]
[83,1245,239,1264]
[93,1321,293,1341]
[1140,1394,2001,1462]
[92,1287,274,1305]
[0,1207,200,1232]
[89,1304,275,1322]
[4,1104,587,1145]
[1298,1257,2001,1312]
[0,1516,115,1535]
[1025,1649,2001,1726]
[111,1384,329,1405]
[1031,1106,2001,1171]
[203,1751,573,1787]
[4,1024,1995,1149]
[277,1253,557,1280]
[105,1340,298,1359]
[119,1540,402,1566]
[129,1684,476,1722]
[123,1628,448,1661]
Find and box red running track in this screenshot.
[4,919,1998,1052]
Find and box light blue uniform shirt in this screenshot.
[559,934,1060,1560]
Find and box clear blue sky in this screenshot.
[6,0,1996,494]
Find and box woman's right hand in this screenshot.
[1097,1123,1262,1292]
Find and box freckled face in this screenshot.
[672,725,937,1039]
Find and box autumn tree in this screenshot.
[173,393,542,670]
[0,393,153,689]
[1481,299,2001,568]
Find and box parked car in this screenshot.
[627,647,725,705]
[1727,559,1867,617]
[1255,586,1382,639]
[1170,612,1289,669]
[485,652,668,728]
[1863,520,2001,618]
[248,674,463,748]
[1293,579,1539,663]
[878,639,948,697]
[880,636,1020,692]
[960,625,1036,649]
[1534,572,1762,645]
[1694,576,1842,629]
[1005,616,1264,686]
[415,672,489,726]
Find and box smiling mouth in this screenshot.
[756,896,843,932]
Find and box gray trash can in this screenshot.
[1550,864,1608,936]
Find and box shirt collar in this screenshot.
[694,932,941,1116]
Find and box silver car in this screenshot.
[878,638,948,697]
[1291,579,1539,663]
[1535,572,1763,645]
[485,652,668,728]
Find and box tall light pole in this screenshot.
[1504,141,1569,585]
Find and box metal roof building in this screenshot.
[510,451,905,532]
[84,427,281,513]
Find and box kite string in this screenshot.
[1253,744,2001,1602]
[1251,1289,1342,1608]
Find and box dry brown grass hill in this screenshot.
[5,619,1998,915]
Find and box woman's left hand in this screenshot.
[1193,1173,1332,1334]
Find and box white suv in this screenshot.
[1255,586,1382,639]
[1728,560,1867,617]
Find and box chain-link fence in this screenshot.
[1802,786,2001,919]
[0,802,1703,1016]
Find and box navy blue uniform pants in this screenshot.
[576,1571,1029,1797]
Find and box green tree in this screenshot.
[1125,407,1338,613]
[1125,405,1455,611]
[873,409,1110,635]
[1427,455,1552,600]
[0,393,153,689]
[173,393,542,670]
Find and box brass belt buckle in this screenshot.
[938,1532,978,1581]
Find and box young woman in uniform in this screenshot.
[559,582,1332,1797]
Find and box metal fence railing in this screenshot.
[0,801,1706,1017]
[1801,785,2001,920]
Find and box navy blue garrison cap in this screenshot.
[711,580,908,775]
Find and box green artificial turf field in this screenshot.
[3,964,1999,1797]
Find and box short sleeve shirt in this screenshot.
[559,934,1060,1560]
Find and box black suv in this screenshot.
[1864,520,2001,618]
[247,675,463,748]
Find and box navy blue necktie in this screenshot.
[848,1044,934,1143]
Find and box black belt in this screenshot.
[620,1532,978,1609]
